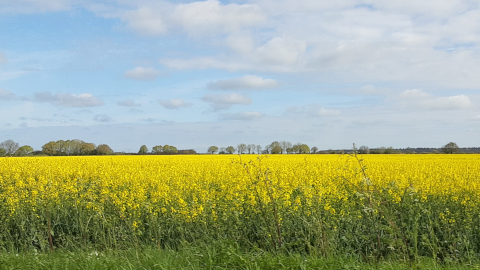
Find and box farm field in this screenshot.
[1,154,480,266]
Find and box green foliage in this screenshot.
[271,145,282,154]
[225,146,235,154]
[96,144,114,155]
[138,145,148,154]
[151,145,163,154]
[162,145,178,154]
[15,145,34,156]
[0,148,6,157]
[208,146,219,154]
[41,140,98,156]
[442,142,459,154]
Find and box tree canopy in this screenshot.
[208,146,219,154]
[138,145,149,154]
[442,142,459,154]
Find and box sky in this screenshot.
[1,0,480,153]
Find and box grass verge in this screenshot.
[1,242,480,270]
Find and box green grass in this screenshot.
[1,242,480,270]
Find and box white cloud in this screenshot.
[125,67,162,81]
[122,0,265,37]
[161,56,251,71]
[221,111,265,121]
[33,92,104,108]
[0,52,7,63]
[202,93,252,110]
[123,6,169,36]
[0,89,15,100]
[158,98,193,109]
[308,107,341,116]
[226,32,255,54]
[254,37,306,65]
[207,75,278,90]
[400,89,431,99]
[422,95,472,110]
[399,89,472,110]
[93,114,113,123]
[173,0,265,35]
[117,99,141,107]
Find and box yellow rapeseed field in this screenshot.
[1,154,479,259]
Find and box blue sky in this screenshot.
[1,0,480,153]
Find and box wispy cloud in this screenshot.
[221,111,264,121]
[125,67,162,81]
[202,93,252,110]
[93,114,113,123]
[33,92,104,108]
[158,98,193,109]
[207,75,278,90]
[122,0,266,36]
[0,89,15,100]
[286,104,340,117]
[399,89,472,110]
[117,99,141,107]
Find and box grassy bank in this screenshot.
[1,242,480,270]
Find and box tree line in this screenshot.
[0,139,114,157]
[208,141,317,155]
[136,145,196,155]
[0,139,464,157]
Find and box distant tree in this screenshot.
[56,140,68,155]
[264,144,271,154]
[42,141,59,156]
[96,144,114,155]
[299,144,310,154]
[256,145,262,155]
[178,149,196,155]
[15,145,34,156]
[271,145,282,154]
[219,147,226,154]
[248,144,256,154]
[80,142,96,155]
[0,140,19,156]
[384,146,393,154]
[237,143,247,154]
[163,145,178,154]
[280,141,291,154]
[292,143,301,154]
[270,141,281,153]
[208,146,219,154]
[138,145,149,154]
[358,145,370,154]
[286,147,294,154]
[0,148,5,156]
[152,145,163,154]
[442,142,459,154]
[64,139,83,155]
[311,146,318,154]
[226,146,235,154]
